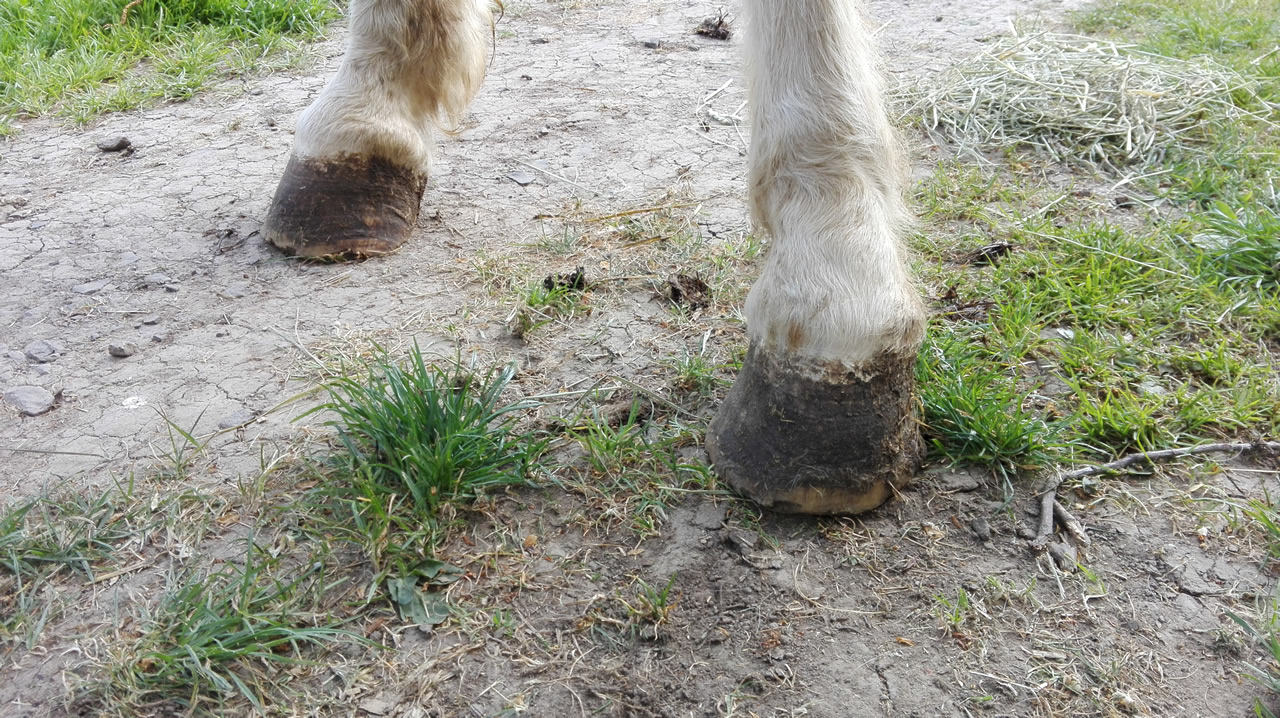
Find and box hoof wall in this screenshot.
[264,154,427,260]
[707,344,921,515]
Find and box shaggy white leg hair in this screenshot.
[705,0,925,514]
[742,0,925,367]
[294,0,492,168]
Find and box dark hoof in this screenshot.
[707,343,921,515]
[263,154,427,260]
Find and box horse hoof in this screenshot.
[707,343,922,515]
[263,154,427,260]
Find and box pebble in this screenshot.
[23,339,60,363]
[4,385,55,416]
[358,698,392,716]
[150,333,167,343]
[72,279,110,295]
[970,517,992,542]
[108,342,137,358]
[97,136,132,152]
[1138,379,1167,397]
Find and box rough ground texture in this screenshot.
[4,0,1277,716]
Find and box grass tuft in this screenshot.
[1191,201,1280,287]
[88,543,356,715]
[917,333,1059,476]
[309,345,544,552]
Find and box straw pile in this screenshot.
[897,28,1277,171]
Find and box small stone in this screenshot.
[97,136,132,152]
[507,169,536,186]
[1039,326,1075,341]
[141,314,160,325]
[23,339,60,363]
[72,279,110,295]
[970,518,992,542]
[642,40,662,49]
[108,343,137,358]
[143,273,174,286]
[4,385,55,416]
[1016,527,1036,541]
[150,333,167,343]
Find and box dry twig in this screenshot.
[1031,441,1280,548]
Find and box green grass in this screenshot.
[87,541,357,715]
[0,0,338,133]
[914,182,1280,467]
[561,400,717,536]
[1,481,151,649]
[917,332,1059,477]
[1076,0,1280,100]
[512,278,590,338]
[308,346,545,560]
[910,0,1280,470]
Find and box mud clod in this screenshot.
[695,14,733,40]
[108,342,137,358]
[4,385,56,416]
[970,517,992,542]
[663,273,710,310]
[96,136,132,152]
[543,267,587,292]
[23,339,61,363]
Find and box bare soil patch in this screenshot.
[5,1,1276,716]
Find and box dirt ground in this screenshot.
[4,0,1278,716]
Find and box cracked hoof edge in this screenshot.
[707,343,922,515]
[264,154,426,260]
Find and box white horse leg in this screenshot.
[264,0,491,258]
[707,0,927,514]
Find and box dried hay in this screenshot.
[897,27,1278,172]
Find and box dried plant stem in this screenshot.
[1032,441,1280,548]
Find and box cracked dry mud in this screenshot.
[3,1,1277,716]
